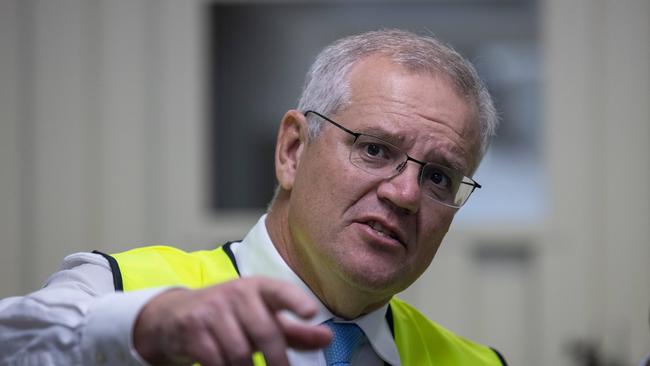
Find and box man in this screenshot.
[0,29,504,365]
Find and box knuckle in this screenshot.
[214,278,262,307]
[204,292,227,312]
[176,310,204,337]
[243,275,265,288]
[221,280,249,298]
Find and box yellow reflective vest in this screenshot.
[97,245,507,366]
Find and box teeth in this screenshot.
[368,221,394,239]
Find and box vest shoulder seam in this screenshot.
[92,250,123,292]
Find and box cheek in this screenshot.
[289,146,359,241]
[414,210,455,262]
[302,148,369,211]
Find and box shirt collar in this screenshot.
[231,214,402,366]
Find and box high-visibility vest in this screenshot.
[99,245,507,366]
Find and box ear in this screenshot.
[275,110,309,191]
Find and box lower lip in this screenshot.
[353,222,405,250]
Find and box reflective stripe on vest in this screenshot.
[105,245,506,366]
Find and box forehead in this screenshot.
[338,56,481,172]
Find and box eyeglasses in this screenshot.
[304,110,481,208]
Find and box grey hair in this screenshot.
[297,29,498,158]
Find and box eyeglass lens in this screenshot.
[349,134,470,207]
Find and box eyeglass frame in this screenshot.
[303,110,482,208]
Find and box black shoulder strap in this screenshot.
[385,303,395,337]
[221,241,241,276]
[491,347,509,366]
[382,303,395,366]
[92,250,124,292]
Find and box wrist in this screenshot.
[133,288,189,364]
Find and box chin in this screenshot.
[340,261,414,295]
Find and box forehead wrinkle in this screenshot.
[413,109,481,173]
[357,126,410,147]
[356,97,476,153]
[421,114,466,140]
[359,74,476,141]
[425,139,468,173]
[386,113,477,173]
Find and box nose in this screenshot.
[376,161,421,214]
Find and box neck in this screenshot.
[266,196,392,319]
[318,285,391,320]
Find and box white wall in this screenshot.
[0,0,246,292]
[542,0,650,363]
[0,0,23,296]
[0,0,648,365]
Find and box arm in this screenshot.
[0,253,166,366]
[0,253,332,366]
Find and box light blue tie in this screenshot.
[323,320,365,366]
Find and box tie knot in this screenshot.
[323,320,365,366]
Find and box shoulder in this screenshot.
[61,251,112,270]
[112,245,194,260]
[389,297,507,365]
[35,252,116,295]
[109,245,239,291]
[389,297,468,342]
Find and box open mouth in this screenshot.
[365,220,403,245]
[367,220,397,239]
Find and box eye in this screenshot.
[351,135,401,170]
[421,165,456,195]
[365,143,385,157]
[428,169,450,187]
[360,142,392,160]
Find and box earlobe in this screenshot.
[275,110,308,191]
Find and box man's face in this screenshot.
[287,56,481,301]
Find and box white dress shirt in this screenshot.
[0,215,401,366]
[233,214,401,366]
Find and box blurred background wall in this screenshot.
[0,0,648,365]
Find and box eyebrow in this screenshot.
[357,127,467,173]
[358,127,406,147]
[431,155,466,174]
